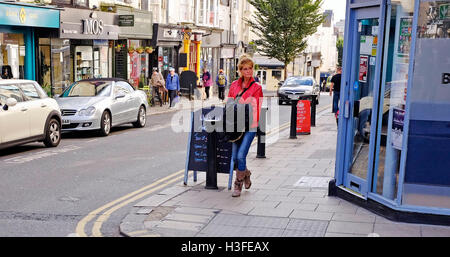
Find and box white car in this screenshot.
[0,80,62,150]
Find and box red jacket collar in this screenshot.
[238,76,256,89]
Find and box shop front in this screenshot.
[151,24,184,79]
[115,6,153,89]
[200,30,221,93]
[56,8,119,94]
[220,44,236,86]
[330,0,450,224]
[0,2,59,82]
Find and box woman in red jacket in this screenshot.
[228,55,263,197]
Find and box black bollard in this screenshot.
[290,99,299,139]
[205,127,219,189]
[256,107,268,158]
[311,95,317,127]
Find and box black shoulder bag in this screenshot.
[222,81,256,143]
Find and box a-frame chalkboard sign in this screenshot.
[184,107,235,189]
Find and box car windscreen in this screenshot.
[283,78,314,87]
[61,81,112,97]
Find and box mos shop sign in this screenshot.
[83,13,104,35]
[60,8,119,40]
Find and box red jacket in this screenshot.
[228,77,264,128]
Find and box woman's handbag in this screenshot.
[222,81,255,143]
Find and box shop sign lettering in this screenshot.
[83,18,104,35]
[443,73,450,84]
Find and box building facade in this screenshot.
[330,0,450,224]
[0,2,60,92]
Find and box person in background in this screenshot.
[202,68,212,99]
[227,55,263,197]
[165,67,180,108]
[150,68,166,107]
[1,66,13,79]
[330,66,342,114]
[215,69,227,102]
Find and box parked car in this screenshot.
[0,80,62,150]
[277,76,321,105]
[55,78,148,136]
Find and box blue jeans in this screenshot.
[332,91,340,113]
[232,131,257,171]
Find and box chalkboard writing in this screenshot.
[187,107,233,174]
[114,40,127,80]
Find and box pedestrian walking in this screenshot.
[202,68,212,99]
[330,66,342,113]
[166,67,180,108]
[215,69,227,102]
[227,55,263,197]
[150,68,166,107]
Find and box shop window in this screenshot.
[51,39,71,95]
[402,0,450,209]
[128,40,150,89]
[75,46,93,81]
[371,1,414,200]
[38,44,51,96]
[272,70,282,80]
[0,33,25,80]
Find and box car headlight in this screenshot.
[78,106,96,116]
[305,90,312,94]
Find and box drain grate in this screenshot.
[293,176,333,188]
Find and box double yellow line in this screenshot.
[76,169,185,237]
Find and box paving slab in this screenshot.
[326,221,374,235]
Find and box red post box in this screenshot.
[296,100,311,135]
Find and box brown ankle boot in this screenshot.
[244,169,252,189]
[232,171,246,197]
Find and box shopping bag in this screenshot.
[173,95,180,105]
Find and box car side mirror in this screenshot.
[115,93,126,99]
[6,98,17,107]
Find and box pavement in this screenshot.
[122,93,450,237]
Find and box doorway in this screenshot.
[256,70,267,90]
[342,6,383,197]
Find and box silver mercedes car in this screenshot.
[55,78,148,136]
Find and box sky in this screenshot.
[321,0,347,22]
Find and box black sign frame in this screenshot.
[184,108,234,189]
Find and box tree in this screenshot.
[246,0,324,79]
[336,37,344,67]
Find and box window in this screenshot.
[61,81,112,97]
[20,83,42,100]
[369,0,415,201]
[272,70,282,80]
[1,33,25,79]
[51,0,89,8]
[0,84,24,103]
[115,81,134,94]
[142,0,149,10]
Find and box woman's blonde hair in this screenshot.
[237,54,255,73]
